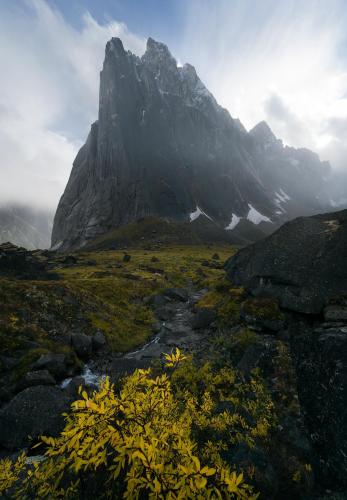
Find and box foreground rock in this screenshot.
[226,209,347,314]
[0,386,72,450]
[0,242,57,280]
[225,209,347,494]
[291,323,347,490]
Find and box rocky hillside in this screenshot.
[226,208,347,494]
[52,37,334,251]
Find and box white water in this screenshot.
[126,335,160,357]
[60,364,103,389]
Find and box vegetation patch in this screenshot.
[196,281,245,328]
[0,350,274,499]
[241,297,284,322]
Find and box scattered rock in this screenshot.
[71,334,92,359]
[163,288,188,302]
[147,294,171,308]
[62,255,77,266]
[0,386,72,450]
[123,253,131,263]
[151,256,159,262]
[0,242,57,280]
[155,306,175,321]
[191,308,216,329]
[33,353,70,380]
[323,304,347,322]
[92,331,107,350]
[18,370,56,390]
[212,253,220,260]
[64,376,98,397]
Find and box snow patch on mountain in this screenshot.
[225,214,241,230]
[275,189,291,206]
[247,205,272,225]
[189,206,212,222]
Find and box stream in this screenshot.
[61,287,208,389]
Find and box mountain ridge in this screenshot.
[52,37,334,251]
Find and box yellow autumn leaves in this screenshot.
[0,348,274,499]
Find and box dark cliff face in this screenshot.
[52,37,332,251]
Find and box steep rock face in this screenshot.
[249,121,333,219]
[225,209,347,314]
[52,38,276,250]
[52,37,333,251]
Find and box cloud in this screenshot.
[0,0,145,210]
[178,0,347,170]
[1,0,347,214]
[263,93,312,148]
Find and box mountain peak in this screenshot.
[249,121,277,143]
[105,37,125,56]
[144,37,176,64]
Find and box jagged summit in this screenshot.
[249,121,278,145]
[144,37,174,60]
[52,37,334,251]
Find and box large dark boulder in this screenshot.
[0,386,72,450]
[0,242,56,280]
[226,210,347,314]
[17,370,56,391]
[71,333,92,359]
[32,353,72,380]
[291,323,347,490]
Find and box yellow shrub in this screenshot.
[0,349,273,499]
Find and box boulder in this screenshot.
[92,331,107,350]
[226,210,347,314]
[324,304,347,322]
[237,340,277,378]
[291,323,347,489]
[191,308,216,329]
[0,386,72,450]
[18,370,56,390]
[64,376,98,397]
[163,288,188,302]
[33,353,69,379]
[148,293,171,308]
[71,333,92,359]
[123,253,131,263]
[155,306,175,321]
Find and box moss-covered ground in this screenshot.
[0,245,237,379]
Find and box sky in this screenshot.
[1,0,347,210]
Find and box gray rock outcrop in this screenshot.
[225,209,347,314]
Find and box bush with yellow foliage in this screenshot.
[0,349,274,499]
